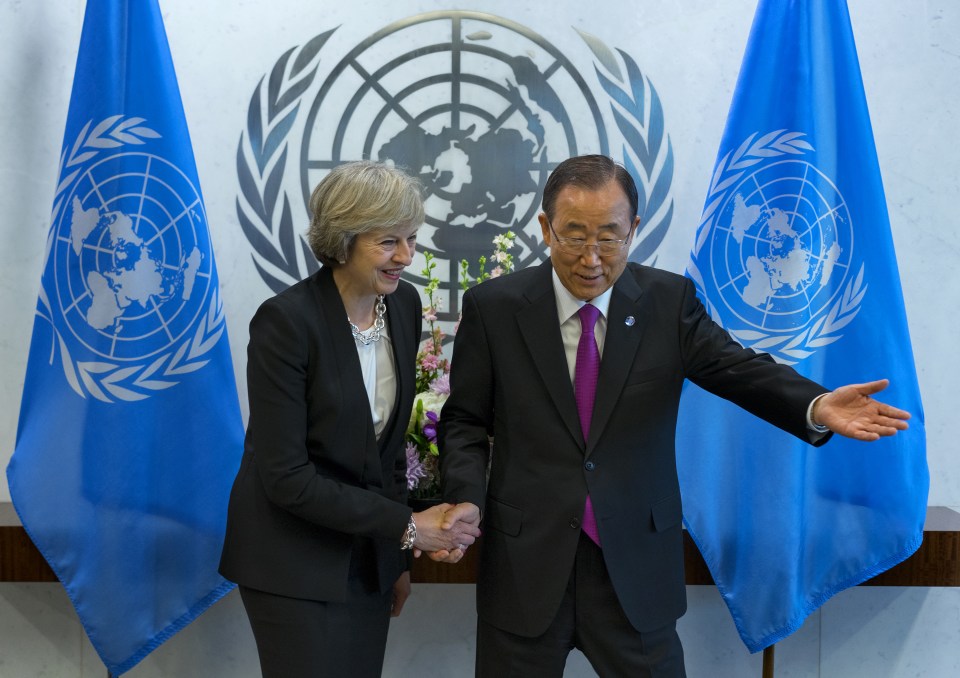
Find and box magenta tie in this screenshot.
[574,304,601,546]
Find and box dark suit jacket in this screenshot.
[219,267,421,600]
[439,261,830,637]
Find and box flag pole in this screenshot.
[762,644,775,678]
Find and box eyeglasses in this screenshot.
[547,222,630,256]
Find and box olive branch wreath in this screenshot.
[578,30,674,264]
[237,26,675,295]
[236,30,335,294]
[686,130,867,365]
[39,115,228,402]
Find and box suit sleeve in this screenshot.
[246,297,411,541]
[438,288,493,511]
[677,277,831,444]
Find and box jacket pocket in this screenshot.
[650,492,683,533]
[486,496,523,537]
[626,366,675,387]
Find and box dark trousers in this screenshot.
[239,565,392,678]
[477,533,686,678]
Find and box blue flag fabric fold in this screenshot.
[677,0,928,652]
[7,1,244,673]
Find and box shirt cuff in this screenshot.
[806,393,830,433]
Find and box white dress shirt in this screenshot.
[552,270,614,384]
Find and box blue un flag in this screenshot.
[6,1,244,673]
[677,0,929,652]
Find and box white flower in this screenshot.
[407,390,449,433]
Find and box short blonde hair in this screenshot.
[306,161,425,266]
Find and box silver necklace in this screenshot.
[349,295,386,345]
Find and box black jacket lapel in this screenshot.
[516,262,584,448]
[313,267,383,488]
[588,271,646,453]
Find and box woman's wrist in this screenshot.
[400,514,417,550]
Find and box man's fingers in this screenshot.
[854,379,890,396]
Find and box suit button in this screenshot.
[584,461,596,471]
[570,517,581,529]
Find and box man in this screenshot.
[436,154,909,677]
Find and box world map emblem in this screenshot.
[689,130,866,364]
[40,116,228,402]
[238,11,675,321]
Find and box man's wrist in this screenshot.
[807,393,830,433]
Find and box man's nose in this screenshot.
[579,245,602,265]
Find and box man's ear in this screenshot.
[538,212,552,244]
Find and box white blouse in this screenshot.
[353,324,397,440]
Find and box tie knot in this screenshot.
[578,304,600,334]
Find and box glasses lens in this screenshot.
[549,222,626,256]
[598,240,625,254]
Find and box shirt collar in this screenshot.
[551,269,613,322]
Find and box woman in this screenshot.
[219,161,479,677]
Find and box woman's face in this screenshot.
[338,222,419,298]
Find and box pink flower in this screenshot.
[420,353,441,372]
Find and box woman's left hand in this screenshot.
[392,571,411,617]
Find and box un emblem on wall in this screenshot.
[238,11,675,320]
[40,116,227,402]
[688,130,865,365]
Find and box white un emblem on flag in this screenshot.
[40,116,227,402]
[689,130,866,365]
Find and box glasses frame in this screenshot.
[546,221,631,257]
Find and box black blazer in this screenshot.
[219,267,421,600]
[439,261,830,636]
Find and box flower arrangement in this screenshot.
[405,231,516,499]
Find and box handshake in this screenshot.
[409,502,482,563]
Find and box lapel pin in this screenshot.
[624,316,636,327]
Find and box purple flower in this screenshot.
[422,410,439,443]
[405,442,428,490]
[429,374,450,395]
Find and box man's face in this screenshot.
[538,180,639,301]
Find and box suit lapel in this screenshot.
[313,268,383,488]
[587,271,646,453]
[516,262,583,447]
[379,289,413,455]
